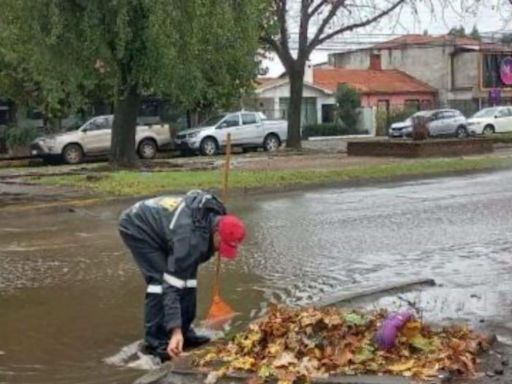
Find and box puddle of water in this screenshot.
[2,171,512,383]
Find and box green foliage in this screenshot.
[5,126,39,148]
[302,123,362,138]
[336,84,361,129]
[376,107,418,136]
[448,26,466,38]
[469,25,481,41]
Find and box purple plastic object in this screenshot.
[375,311,413,350]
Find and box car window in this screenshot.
[200,114,226,127]
[88,117,111,131]
[440,111,456,119]
[430,112,443,121]
[221,114,240,128]
[496,108,510,118]
[472,108,497,118]
[242,113,257,125]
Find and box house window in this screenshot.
[404,99,420,112]
[321,104,336,123]
[421,99,432,110]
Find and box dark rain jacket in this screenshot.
[119,190,226,332]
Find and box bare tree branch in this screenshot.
[307,0,329,19]
[311,0,406,50]
[306,0,347,56]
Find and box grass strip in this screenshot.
[36,155,512,196]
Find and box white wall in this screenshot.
[257,83,334,124]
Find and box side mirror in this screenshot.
[218,122,228,129]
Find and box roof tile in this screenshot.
[313,68,437,94]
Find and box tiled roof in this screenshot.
[313,68,437,95]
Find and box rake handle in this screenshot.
[212,133,232,298]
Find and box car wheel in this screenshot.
[200,137,218,156]
[455,126,468,139]
[62,144,84,164]
[482,125,495,136]
[138,139,158,159]
[263,134,280,152]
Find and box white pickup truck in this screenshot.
[30,115,171,164]
[174,111,288,155]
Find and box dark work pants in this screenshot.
[119,230,169,356]
[119,230,198,357]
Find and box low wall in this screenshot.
[347,138,494,158]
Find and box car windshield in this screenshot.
[200,115,226,127]
[472,108,498,118]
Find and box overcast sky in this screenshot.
[264,1,512,76]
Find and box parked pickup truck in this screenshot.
[30,115,171,164]
[174,111,288,156]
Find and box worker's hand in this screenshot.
[167,328,184,359]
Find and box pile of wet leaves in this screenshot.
[193,305,491,383]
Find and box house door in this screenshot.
[302,98,317,125]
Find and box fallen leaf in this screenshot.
[387,359,415,372]
[230,356,257,371]
[410,335,436,353]
[402,320,422,340]
[273,351,298,368]
[353,344,375,364]
[344,313,365,326]
[335,348,353,366]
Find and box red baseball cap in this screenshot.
[218,215,246,260]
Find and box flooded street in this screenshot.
[2,170,512,383]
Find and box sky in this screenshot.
[264,1,512,77]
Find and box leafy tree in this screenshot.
[469,25,482,40]
[335,84,361,129]
[448,26,467,37]
[1,1,262,167]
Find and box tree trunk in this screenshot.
[286,67,304,149]
[110,84,140,168]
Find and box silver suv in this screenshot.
[389,109,468,138]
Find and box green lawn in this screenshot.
[35,155,512,197]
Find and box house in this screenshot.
[328,34,512,115]
[247,61,437,126]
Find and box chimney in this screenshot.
[370,54,382,70]
[304,61,314,83]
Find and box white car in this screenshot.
[174,111,288,156]
[389,109,468,138]
[467,106,512,135]
[30,115,171,164]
